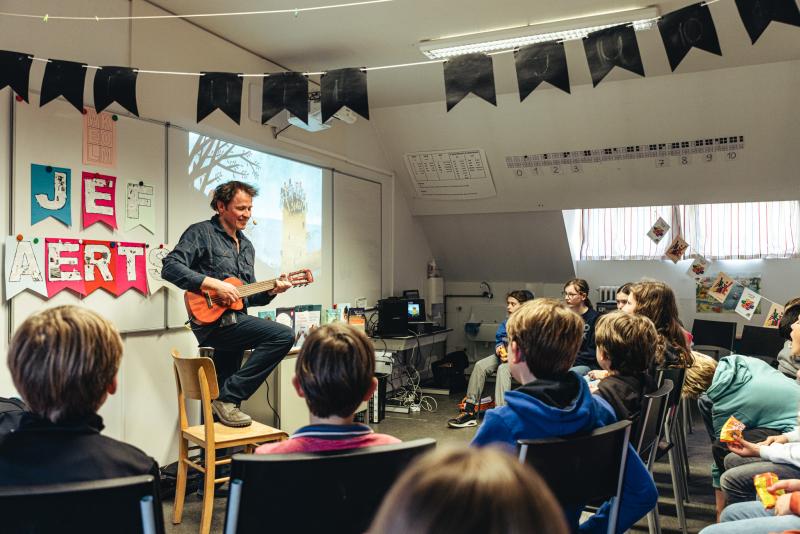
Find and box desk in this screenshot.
[371,329,452,352]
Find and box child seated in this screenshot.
[592,311,658,421]
[0,306,159,486]
[471,298,657,533]
[369,447,568,534]
[256,323,399,454]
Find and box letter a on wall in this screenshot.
[82,171,117,229]
[31,164,71,226]
[45,237,86,297]
[5,236,47,299]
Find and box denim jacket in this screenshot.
[161,215,274,315]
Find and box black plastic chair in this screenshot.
[737,325,786,363]
[224,438,436,534]
[691,319,737,359]
[517,419,632,534]
[656,367,689,534]
[0,474,163,534]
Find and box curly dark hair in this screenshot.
[209,180,259,211]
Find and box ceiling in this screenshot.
[146,0,800,107]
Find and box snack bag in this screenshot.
[719,415,746,443]
[497,345,508,363]
[754,472,784,509]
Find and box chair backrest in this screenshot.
[691,319,736,351]
[632,380,673,465]
[517,419,632,506]
[172,352,219,401]
[738,325,786,358]
[657,366,686,410]
[224,438,436,534]
[0,475,163,534]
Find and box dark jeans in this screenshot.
[197,313,294,404]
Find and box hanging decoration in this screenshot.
[82,172,117,229]
[124,181,156,233]
[735,0,800,43]
[94,66,139,116]
[443,53,496,111]
[146,244,173,294]
[82,239,118,296]
[514,41,570,101]
[321,67,369,123]
[0,50,32,102]
[262,72,309,125]
[40,59,87,112]
[735,287,762,320]
[5,236,47,299]
[658,3,722,71]
[31,164,71,227]
[584,24,645,87]
[763,302,785,328]
[45,237,86,297]
[115,242,148,295]
[197,71,243,124]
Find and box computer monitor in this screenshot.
[407,299,426,321]
[691,319,736,350]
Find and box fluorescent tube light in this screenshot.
[418,7,660,59]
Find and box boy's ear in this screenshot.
[291,375,306,398]
[362,377,378,402]
[107,375,118,396]
[509,340,524,364]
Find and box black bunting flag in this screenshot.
[197,72,243,124]
[94,66,139,116]
[41,59,87,112]
[0,51,33,102]
[583,25,645,87]
[514,41,570,101]
[658,3,722,71]
[262,72,309,125]
[735,0,800,43]
[443,53,496,111]
[320,68,369,123]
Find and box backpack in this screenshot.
[0,396,28,435]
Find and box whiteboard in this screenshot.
[11,96,167,333]
[333,171,382,306]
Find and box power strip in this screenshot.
[385,405,410,414]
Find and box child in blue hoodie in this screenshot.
[472,298,658,534]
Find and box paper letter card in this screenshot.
[686,254,710,280]
[115,242,148,295]
[708,272,736,304]
[735,288,762,320]
[83,239,117,296]
[5,236,47,299]
[404,149,496,200]
[647,217,670,244]
[763,303,784,329]
[665,235,690,263]
[83,108,117,168]
[125,181,155,233]
[146,244,172,294]
[82,172,117,229]
[45,238,85,297]
[31,164,71,226]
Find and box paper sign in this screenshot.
[125,181,155,233]
[665,235,690,263]
[83,108,116,168]
[45,238,85,296]
[115,242,148,295]
[146,244,171,294]
[708,272,736,304]
[735,288,762,320]
[83,240,117,296]
[31,164,71,226]
[647,217,670,244]
[5,236,47,299]
[763,303,784,329]
[82,172,117,229]
[686,254,710,279]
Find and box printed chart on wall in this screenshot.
[404,148,496,200]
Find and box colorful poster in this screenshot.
[146,244,171,294]
[83,108,116,168]
[735,288,762,320]
[5,236,47,299]
[696,274,762,314]
[82,172,117,229]
[82,240,117,296]
[646,217,670,244]
[125,181,155,233]
[665,235,690,263]
[707,272,736,304]
[45,238,85,297]
[686,254,710,279]
[115,242,148,295]
[763,303,784,329]
[31,164,71,226]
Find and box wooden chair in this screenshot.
[171,350,287,534]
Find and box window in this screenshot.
[577,201,800,260]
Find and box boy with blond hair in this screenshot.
[256,323,399,454]
[472,298,657,533]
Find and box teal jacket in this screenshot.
[707,355,800,486]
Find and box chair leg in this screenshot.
[172,437,189,525]
[667,443,688,534]
[675,416,691,502]
[647,507,662,534]
[200,444,216,534]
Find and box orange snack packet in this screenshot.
[497,345,508,363]
[754,472,784,509]
[719,415,745,443]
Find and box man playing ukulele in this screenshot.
[162,181,294,427]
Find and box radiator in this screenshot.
[597,286,618,302]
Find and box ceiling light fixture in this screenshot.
[418,7,660,59]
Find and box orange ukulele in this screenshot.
[184,269,314,325]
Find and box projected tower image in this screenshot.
[281,179,308,269]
